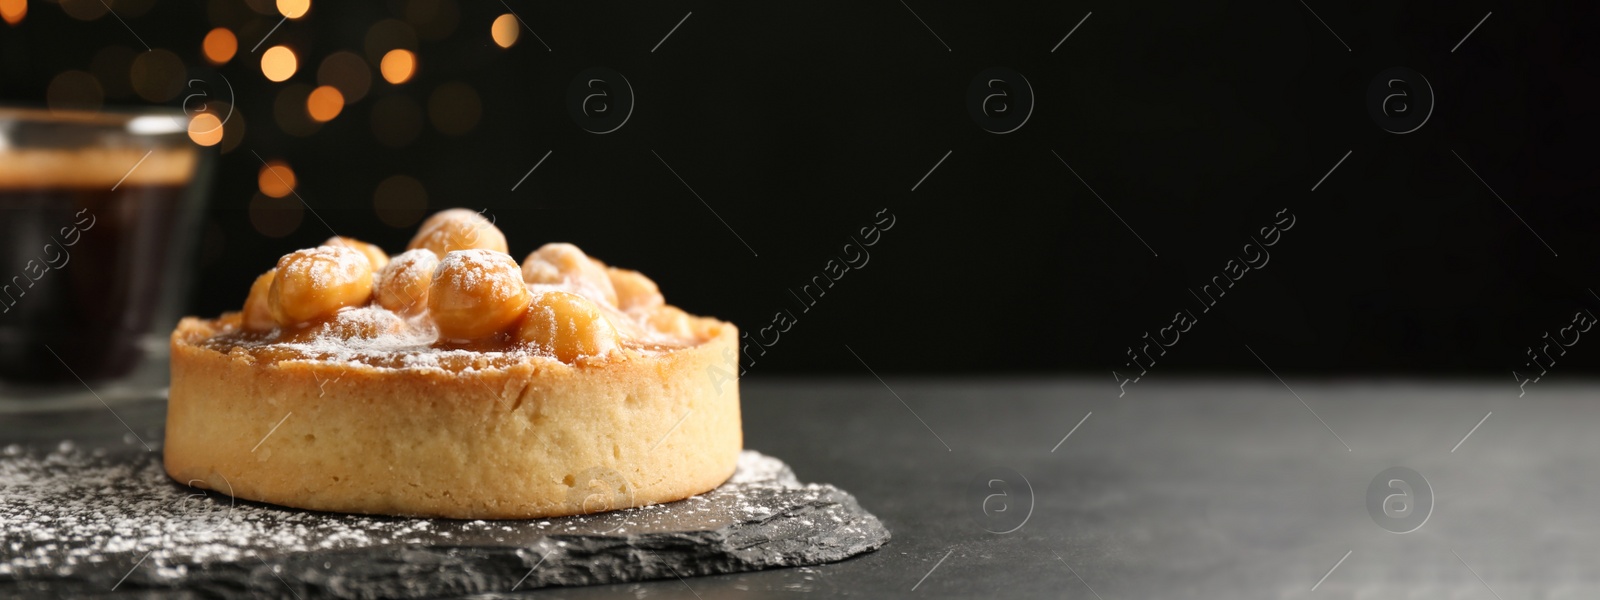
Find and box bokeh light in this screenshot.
[250,193,304,238]
[258,161,297,198]
[261,46,297,82]
[379,49,415,84]
[112,0,158,17]
[491,14,519,48]
[370,94,422,148]
[363,19,417,64]
[203,28,237,65]
[187,113,224,146]
[273,83,320,136]
[277,0,309,19]
[58,0,108,20]
[130,50,186,102]
[0,0,26,25]
[218,105,246,153]
[316,51,371,103]
[405,0,458,41]
[46,71,104,115]
[243,0,276,16]
[373,175,428,228]
[306,85,344,122]
[427,82,480,135]
[207,0,253,28]
[90,46,135,98]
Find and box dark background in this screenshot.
[3,0,1598,376]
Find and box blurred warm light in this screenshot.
[306,85,344,122]
[90,46,135,98]
[113,0,157,17]
[130,50,186,102]
[203,28,237,65]
[373,174,428,228]
[427,82,480,135]
[363,19,417,64]
[370,94,422,148]
[276,0,308,19]
[187,113,224,146]
[59,0,107,20]
[261,45,297,82]
[380,49,415,84]
[219,106,245,153]
[208,0,253,28]
[273,84,320,136]
[46,71,104,115]
[243,0,275,16]
[0,0,26,25]
[491,14,518,48]
[250,192,304,238]
[405,0,458,41]
[258,161,297,198]
[316,51,372,103]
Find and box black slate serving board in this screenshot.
[0,442,889,599]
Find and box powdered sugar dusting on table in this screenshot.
[0,446,816,581]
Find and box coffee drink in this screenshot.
[0,144,201,384]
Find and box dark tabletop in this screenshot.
[3,377,1593,599]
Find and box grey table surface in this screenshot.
[4,377,1597,599]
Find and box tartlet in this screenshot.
[164,209,742,519]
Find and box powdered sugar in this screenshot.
[433,249,524,300]
[203,242,710,371]
[278,246,372,288]
[374,248,438,301]
[0,446,806,581]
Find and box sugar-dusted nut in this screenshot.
[517,290,620,362]
[646,305,695,338]
[408,208,508,258]
[242,269,278,332]
[520,243,617,306]
[607,267,663,311]
[428,249,530,341]
[691,315,725,340]
[374,249,439,315]
[280,306,407,343]
[323,236,390,270]
[322,306,407,339]
[269,246,375,326]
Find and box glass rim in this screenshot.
[0,105,190,127]
[0,105,198,143]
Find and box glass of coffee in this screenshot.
[0,107,212,406]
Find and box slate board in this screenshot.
[0,443,889,599]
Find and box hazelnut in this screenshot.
[242,269,277,332]
[517,290,620,362]
[520,243,617,306]
[324,307,407,339]
[373,249,439,315]
[607,267,663,311]
[323,236,390,271]
[646,305,695,338]
[279,307,406,343]
[269,247,375,326]
[428,249,530,341]
[408,208,508,258]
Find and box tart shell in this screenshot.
[164,317,742,519]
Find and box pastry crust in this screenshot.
[164,317,741,519]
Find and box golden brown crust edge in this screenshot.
[163,318,742,519]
